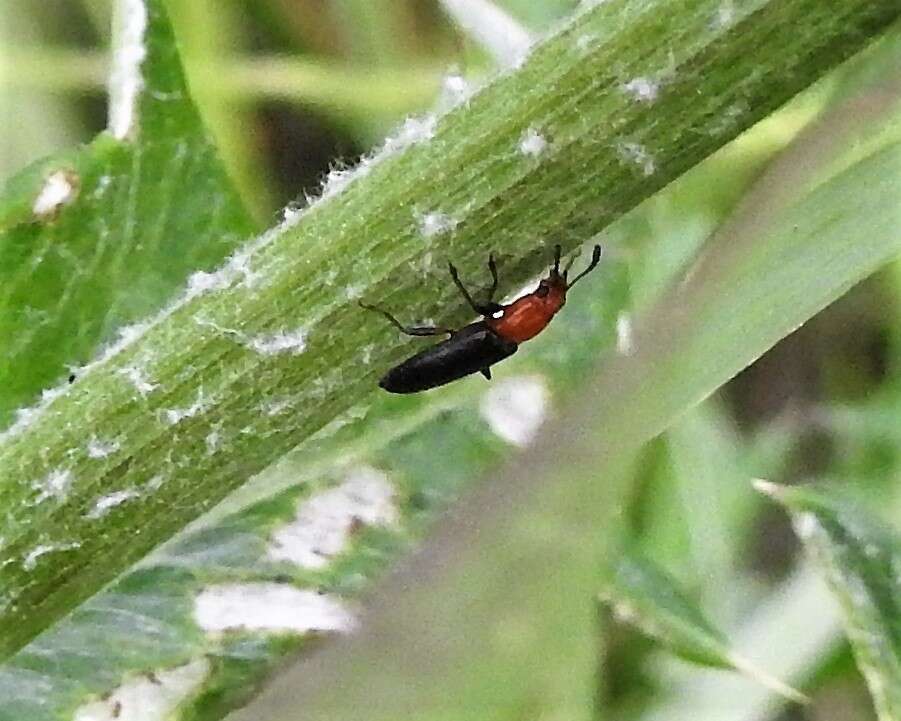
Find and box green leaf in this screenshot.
[0,0,256,429]
[600,547,808,703]
[757,481,901,720]
[633,403,762,587]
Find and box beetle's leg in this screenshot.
[480,254,505,314]
[480,367,492,380]
[486,253,499,303]
[449,261,502,316]
[448,262,482,314]
[359,302,453,336]
[400,325,455,336]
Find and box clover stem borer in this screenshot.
[361,244,603,394]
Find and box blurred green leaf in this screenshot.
[0,0,255,430]
[758,482,901,720]
[166,0,274,220]
[632,403,760,602]
[601,547,808,702]
[0,3,85,183]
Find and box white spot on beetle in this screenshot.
[194,583,356,634]
[33,170,79,219]
[480,375,549,447]
[268,466,398,569]
[73,659,211,721]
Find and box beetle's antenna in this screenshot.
[566,245,603,290]
[562,248,582,279]
[553,244,562,275]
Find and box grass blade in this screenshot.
[757,481,901,720]
[600,547,808,703]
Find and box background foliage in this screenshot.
[1,1,900,720]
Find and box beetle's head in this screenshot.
[533,246,569,308]
[532,244,604,309]
[546,243,603,293]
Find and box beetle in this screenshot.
[361,243,603,393]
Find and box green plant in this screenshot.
[0,1,899,719]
